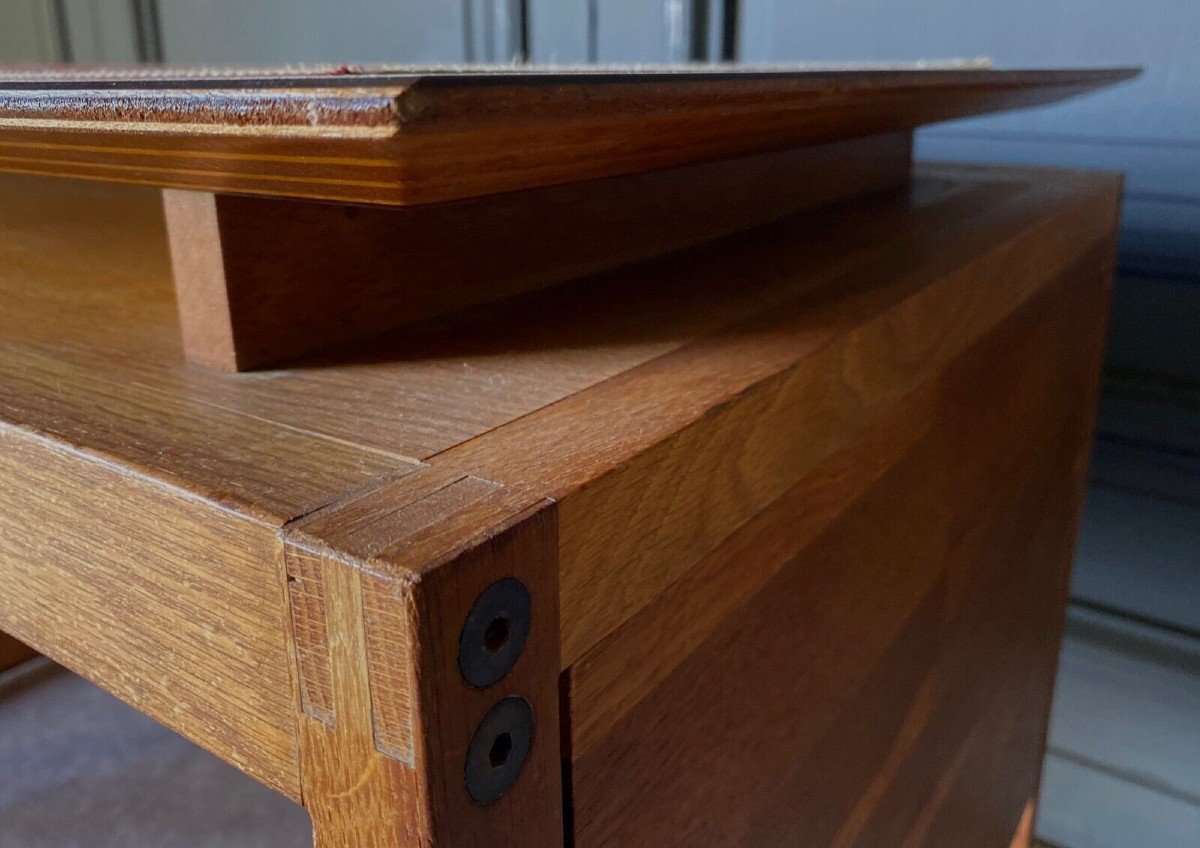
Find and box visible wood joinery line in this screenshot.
[280,498,563,847]
[562,249,1112,846]
[566,376,939,755]
[0,160,1120,846]
[264,173,1119,820]
[0,423,304,800]
[0,341,413,527]
[287,472,507,566]
[359,574,420,764]
[0,136,397,166]
[283,547,336,726]
[0,154,399,185]
[399,173,1121,667]
[266,173,1121,781]
[0,68,1135,375]
[280,473,508,763]
[354,476,502,557]
[0,416,278,526]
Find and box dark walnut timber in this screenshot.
[0,65,1134,370]
[0,63,1129,848]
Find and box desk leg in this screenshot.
[281,501,565,848]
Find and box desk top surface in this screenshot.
[0,65,1135,204]
[0,163,1119,532]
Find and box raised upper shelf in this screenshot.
[0,65,1136,206]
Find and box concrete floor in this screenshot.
[0,661,312,848]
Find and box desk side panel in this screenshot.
[0,426,302,800]
[553,171,1121,666]
[564,234,1115,847]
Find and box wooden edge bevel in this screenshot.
[163,132,912,370]
[278,479,564,848]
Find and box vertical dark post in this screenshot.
[721,0,739,61]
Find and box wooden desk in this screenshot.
[0,66,1127,847]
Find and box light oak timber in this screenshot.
[0,67,1137,371]
[563,241,1112,847]
[282,501,564,848]
[0,164,1120,845]
[400,167,1123,667]
[0,66,1134,205]
[162,133,912,370]
[0,420,303,798]
[267,168,1117,845]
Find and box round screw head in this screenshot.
[458,578,532,688]
[465,696,534,805]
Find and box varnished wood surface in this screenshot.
[279,503,564,848]
[0,422,302,798]
[163,132,912,370]
[0,66,1135,205]
[0,163,1120,844]
[564,238,1112,847]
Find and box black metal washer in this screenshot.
[458,577,531,688]
[465,696,534,805]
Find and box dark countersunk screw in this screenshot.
[465,696,534,805]
[458,578,531,688]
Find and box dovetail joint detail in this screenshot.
[284,547,336,725]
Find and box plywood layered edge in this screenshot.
[0,67,1135,205]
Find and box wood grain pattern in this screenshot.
[282,501,563,848]
[0,173,416,525]
[0,420,302,799]
[0,67,1135,205]
[162,132,912,370]
[384,166,1122,667]
[564,241,1112,847]
[0,163,1119,845]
